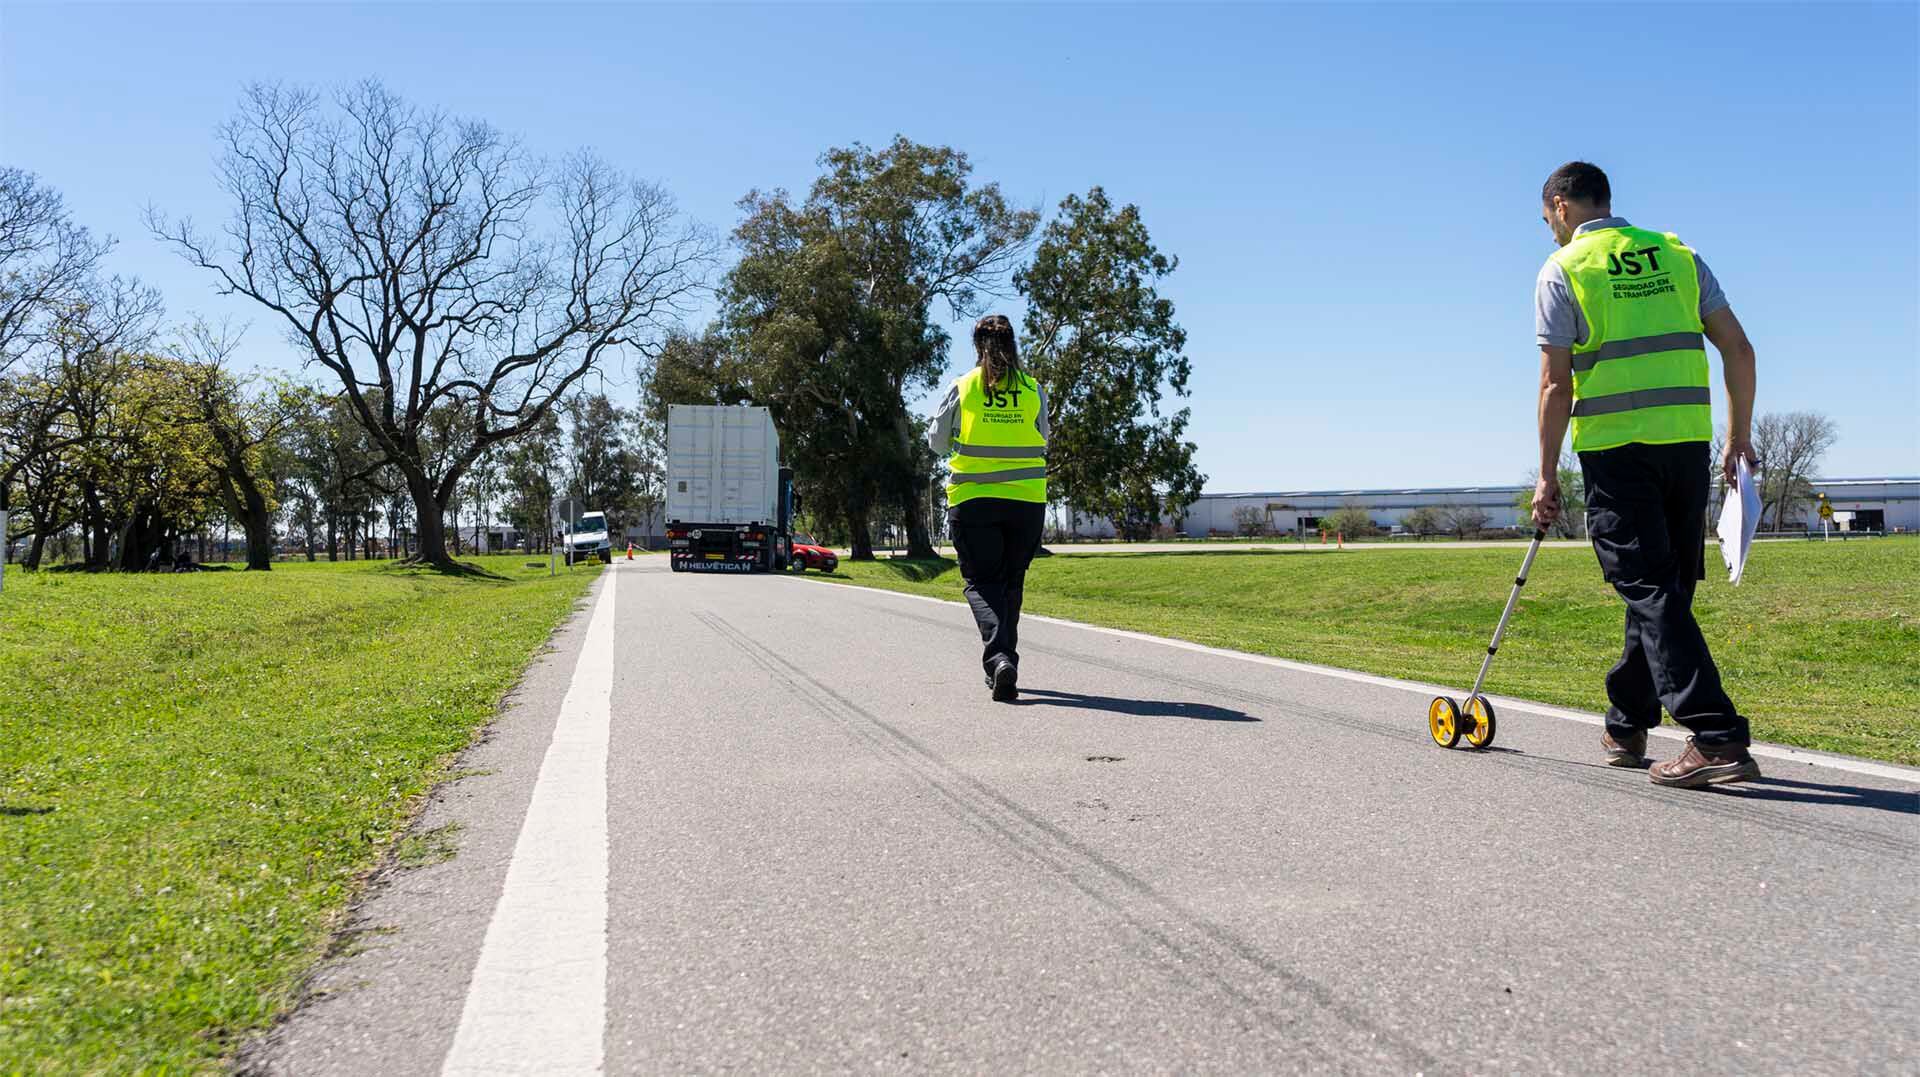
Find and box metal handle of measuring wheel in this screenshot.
[1468,530,1549,699]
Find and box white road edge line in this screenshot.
[781,574,1920,787]
[444,565,618,1076]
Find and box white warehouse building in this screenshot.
[1797,477,1920,533]
[1167,485,1527,538]
[1063,477,1919,538]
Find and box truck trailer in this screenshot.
[665,404,795,574]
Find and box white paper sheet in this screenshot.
[1716,456,1760,584]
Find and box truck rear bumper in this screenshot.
[673,555,760,573]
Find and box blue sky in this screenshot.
[4,2,1915,490]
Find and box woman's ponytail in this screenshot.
[973,314,1019,388]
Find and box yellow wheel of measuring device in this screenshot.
[1428,696,1462,748]
[1464,694,1498,749]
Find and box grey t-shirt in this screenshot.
[1534,216,1728,348]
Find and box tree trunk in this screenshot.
[242,499,274,570]
[118,508,158,571]
[403,469,455,567]
[25,531,47,570]
[891,412,938,559]
[84,486,111,569]
[903,499,935,559]
[846,508,875,561]
[217,473,277,571]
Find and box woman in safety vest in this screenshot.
[927,315,1050,701]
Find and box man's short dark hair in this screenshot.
[1542,161,1610,207]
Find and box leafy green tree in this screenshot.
[1017,188,1202,541]
[1319,502,1377,539]
[175,324,319,570]
[1399,505,1443,538]
[66,355,221,569]
[563,393,632,523]
[500,411,564,553]
[0,278,160,580]
[722,137,1037,559]
[289,392,386,560]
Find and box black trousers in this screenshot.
[1579,441,1748,747]
[948,497,1046,675]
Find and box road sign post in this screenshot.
[552,496,581,572]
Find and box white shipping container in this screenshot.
[666,405,781,526]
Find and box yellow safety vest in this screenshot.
[1550,225,1713,452]
[946,367,1047,506]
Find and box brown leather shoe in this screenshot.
[1602,729,1648,768]
[1649,737,1761,788]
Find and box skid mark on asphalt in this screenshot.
[692,609,1442,1073]
[869,603,1918,861]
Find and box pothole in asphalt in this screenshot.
[1085,755,1124,763]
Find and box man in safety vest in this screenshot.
[928,315,1050,701]
[1532,161,1761,788]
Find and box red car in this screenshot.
[789,534,839,573]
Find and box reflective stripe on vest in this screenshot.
[946,367,1047,506]
[1550,226,1713,452]
[950,466,1048,484]
[1571,385,1711,417]
[1569,331,1705,373]
[951,442,1048,459]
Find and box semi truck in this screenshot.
[665,404,796,574]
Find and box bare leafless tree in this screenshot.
[152,81,715,567]
[1751,411,1838,530]
[1231,503,1269,538]
[0,168,114,374]
[1440,504,1491,539]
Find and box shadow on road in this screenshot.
[1708,775,1919,816]
[1012,688,1257,722]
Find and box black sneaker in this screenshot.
[990,659,1018,702]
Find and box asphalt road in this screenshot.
[849,538,1597,557]
[245,558,1920,1075]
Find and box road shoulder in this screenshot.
[235,569,612,1076]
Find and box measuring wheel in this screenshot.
[1427,696,1463,748]
[1463,694,1498,749]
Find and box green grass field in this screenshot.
[0,555,601,1072]
[814,538,1920,766]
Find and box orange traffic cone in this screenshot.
[626,541,634,560]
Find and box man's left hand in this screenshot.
[1531,476,1561,531]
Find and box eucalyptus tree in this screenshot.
[724,138,1036,558]
[1017,187,1202,541]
